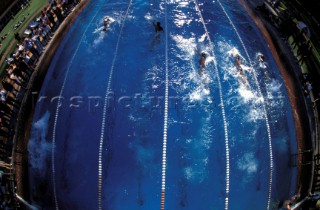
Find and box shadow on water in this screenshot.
[178,179,188,208]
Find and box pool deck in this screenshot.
[12,0,314,206]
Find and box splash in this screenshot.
[227,47,240,57]
[198,33,207,42]
[93,26,105,34]
[247,107,265,122]
[240,64,252,72]
[178,1,189,7]
[174,12,192,28]
[259,62,267,69]
[28,111,52,172]
[219,42,267,105]
[189,87,204,101]
[238,86,254,101]
[188,73,211,102]
[144,12,154,22]
[92,17,115,46]
[170,34,212,101]
[93,30,106,45]
[172,35,197,59]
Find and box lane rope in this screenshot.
[193,1,230,209]
[51,4,102,209]
[160,0,169,209]
[216,1,273,209]
[97,0,133,209]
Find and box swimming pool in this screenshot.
[28,0,298,209]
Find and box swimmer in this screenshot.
[153,22,163,32]
[230,49,249,87]
[195,48,206,76]
[195,48,210,90]
[257,54,270,79]
[235,55,242,70]
[103,16,111,31]
[258,54,264,63]
[151,22,163,47]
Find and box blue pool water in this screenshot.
[28,0,298,209]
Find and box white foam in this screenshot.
[189,88,203,101]
[198,33,207,42]
[93,31,106,45]
[172,35,197,59]
[174,13,192,27]
[93,26,105,34]
[189,82,210,102]
[240,64,252,72]
[259,62,267,69]
[247,107,265,122]
[205,55,214,64]
[228,47,239,57]
[170,35,213,101]
[144,12,154,22]
[203,88,210,95]
[178,1,189,7]
[238,86,254,100]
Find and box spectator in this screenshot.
[14,33,21,42]
[0,161,11,170]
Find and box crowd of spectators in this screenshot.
[0,0,80,209]
[256,0,320,108]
